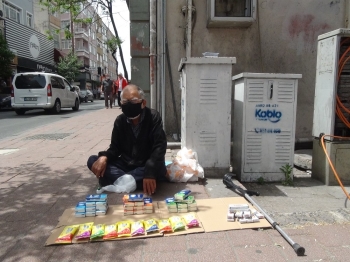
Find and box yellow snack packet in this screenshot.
[75,222,94,239]
[117,221,132,237]
[131,221,145,236]
[169,216,185,232]
[103,224,118,240]
[157,219,172,233]
[144,218,159,233]
[55,224,80,244]
[90,224,105,239]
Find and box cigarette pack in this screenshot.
[229,204,249,212]
[86,206,96,212]
[124,205,134,211]
[96,210,107,216]
[144,204,153,210]
[124,210,134,215]
[187,201,197,208]
[74,212,86,218]
[144,197,152,204]
[133,206,144,211]
[129,194,144,202]
[85,202,96,207]
[256,212,264,219]
[133,210,144,215]
[174,189,191,200]
[143,209,154,214]
[235,211,243,218]
[86,194,107,202]
[243,210,251,218]
[75,202,86,212]
[86,211,96,217]
[134,201,145,207]
[177,208,188,213]
[227,212,235,222]
[96,205,108,212]
[124,201,135,207]
[177,203,188,209]
[168,209,178,213]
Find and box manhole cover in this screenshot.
[25,133,72,140]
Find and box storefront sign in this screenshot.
[29,35,40,59]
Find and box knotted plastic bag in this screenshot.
[166,147,204,183]
[99,174,136,193]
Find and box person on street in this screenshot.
[115,73,128,108]
[87,84,167,195]
[102,75,114,109]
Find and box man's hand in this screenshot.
[143,178,156,195]
[91,156,107,179]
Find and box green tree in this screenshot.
[0,35,15,79]
[57,52,82,82]
[106,36,123,74]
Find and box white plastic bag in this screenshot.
[99,174,137,193]
[166,147,204,183]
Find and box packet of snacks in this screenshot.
[75,222,94,239]
[158,219,172,233]
[169,216,186,232]
[103,224,118,240]
[90,224,105,239]
[182,214,199,228]
[144,218,159,233]
[117,221,132,237]
[55,225,80,244]
[131,221,145,236]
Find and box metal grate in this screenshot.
[24,133,72,140]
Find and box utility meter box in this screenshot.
[312,28,350,185]
[178,57,236,177]
[232,73,302,182]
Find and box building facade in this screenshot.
[129,0,350,142]
[3,0,55,75]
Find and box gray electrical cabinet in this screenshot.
[178,57,236,177]
[312,28,350,185]
[232,73,301,182]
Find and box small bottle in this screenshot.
[96,186,104,194]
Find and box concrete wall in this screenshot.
[163,0,346,141]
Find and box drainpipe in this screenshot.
[186,0,192,58]
[156,0,162,113]
[150,0,157,109]
[161,0,166,132]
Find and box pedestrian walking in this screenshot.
[102,75,114,109]
[116,73,128,108]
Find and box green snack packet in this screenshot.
[90,224,105,239]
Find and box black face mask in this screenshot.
[121,102,143,119]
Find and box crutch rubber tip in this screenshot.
[293,243,305,256]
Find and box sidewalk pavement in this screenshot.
[0,107,350,262]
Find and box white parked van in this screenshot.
[11,72,80,115]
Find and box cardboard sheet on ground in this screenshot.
[195,197,271,232]
[45,197,271,246]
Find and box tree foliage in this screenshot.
[106,36,123,74]
[57,52,82,82]
[0,35,15,79]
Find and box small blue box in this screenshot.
[86,194,107,202]
[129,194,143,202]
[75,202,86,212]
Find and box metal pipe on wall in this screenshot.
[156,0,163,113]
[186,0,192,58]
[150,0,157,109]
[161,0,166,132]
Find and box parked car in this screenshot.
[0,95,12,110]
[11,72,80,115]
[79,89,94,103]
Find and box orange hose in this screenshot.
[320,135,350,200]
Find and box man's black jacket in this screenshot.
[98,107,167,179]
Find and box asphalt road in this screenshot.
[0,99,106,141]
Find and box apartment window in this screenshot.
[61,39,72,49]
[61,20,70,30]
[4,2,21,23]
[207,0,256,28]
[26,12,33,27]
[53,33,60,49]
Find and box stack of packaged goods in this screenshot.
[122,194,154,215]
[227,204,264,223]
[74,194,108,218]
[165,190,197,213]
